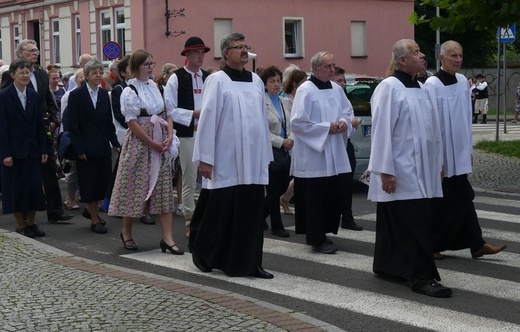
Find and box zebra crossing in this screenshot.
[123,194,520,331]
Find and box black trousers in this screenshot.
[41,149,64,218]
[264,168,291,231]
[341,139,356,224]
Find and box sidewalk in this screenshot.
[0,230,337,331]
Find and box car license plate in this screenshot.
[363,125,371,137]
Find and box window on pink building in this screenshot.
[74,15,81,65]
[52,19,61,65]
[284,18,304,58]
[351,21,367,57]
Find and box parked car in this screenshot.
[344,76,382,179]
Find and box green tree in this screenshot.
[412,0,520,67]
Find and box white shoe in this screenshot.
[176,204,184,216]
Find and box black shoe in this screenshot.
[48,213,74,223]
[341,221,363,231]
[312,241,338,254]
[271,228,289,237]
[412,280,452,298]
[160,239,184,255]
[90,220,108,234]
[16,226,36,238]
[140,214,156,225]
[120,232,138,250]
[250,266,274,279]
[27,224,45,237]
[188,245,212,272]
[83,209,106,226]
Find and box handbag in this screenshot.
[271,147,291,172]
[57,131,76,160]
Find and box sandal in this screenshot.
[64,201,80,210]
[120,232,138,250]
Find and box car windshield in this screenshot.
[345,79,381,117]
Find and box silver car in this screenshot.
[344,77,382,179]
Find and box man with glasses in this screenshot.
[189,33,274,279]
[164,36,210,238]
[1,39,73,227]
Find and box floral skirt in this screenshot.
[108,121,174,217]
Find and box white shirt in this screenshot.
[163,67,204,128]
[16,86,27,109]
[367,77,443,202]
[290,80,353,178]
[29,70,38,92]
[193,70,272,189]
[424,73,473,177]
[86,83,98,108]
[120,78,167,122]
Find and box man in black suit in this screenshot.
[1,39,73,223]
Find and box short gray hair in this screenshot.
[391,39,414,70]
[220,32,246,60]
[83,59,104,77]
[440,40,462,57]
[310,52,330,74]
[16,39,37,58]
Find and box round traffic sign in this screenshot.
[103,41,121,60]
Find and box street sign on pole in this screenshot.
[103,41,121,60]
[498,25,516,43]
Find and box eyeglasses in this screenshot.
[142,62,157,68]
[226,45,251,51]
[24,48,40,55]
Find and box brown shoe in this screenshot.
[471,244,507,259]
[434,252,444,260]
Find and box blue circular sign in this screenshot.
[103,41,121,60]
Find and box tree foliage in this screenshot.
[411,0,520,33]
[412,0,520,67]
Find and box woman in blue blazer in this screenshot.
[67,60,120,234]
[0,59,48,238]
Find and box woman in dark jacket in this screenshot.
[67,60,120,234]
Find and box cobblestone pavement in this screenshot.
[0,231,328,332]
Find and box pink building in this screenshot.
[0,0,414,77]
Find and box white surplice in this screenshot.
[424,73,473,177]
[290,81,353,178]
[367,77,443,202]
[193,71,272,189]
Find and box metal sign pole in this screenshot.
[503,42,507,134]
[496,37,501,142]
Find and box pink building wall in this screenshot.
[136,0,414,77]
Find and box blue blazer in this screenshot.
[0,83,47,160]
[67,84,120,160]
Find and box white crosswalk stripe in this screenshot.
[123,194,520,331]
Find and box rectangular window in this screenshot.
[13,25,20,50]
[100,10,112,62]
[213,19,232,58]
[283,18,304,58]
[52,19,61,64]
[74,15,81,65]
[351,21,367,57]
[0,29,3,60]
[115,8,125,57]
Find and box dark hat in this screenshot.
[474,74,485,79]
[181,37,210,56]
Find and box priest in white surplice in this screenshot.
[368,39,452,298]
[189,33,274,279]
[290,52,353,254]
[424,40,506,260]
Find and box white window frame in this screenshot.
[99,9,112,62]
[74,15,81,65]
[115,7,125,57]
[51,18,61,65]
[351,21,367,58]
[283,17,304,58]
[13,25,20,52]
[213,19,232,58]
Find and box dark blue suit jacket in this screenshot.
[67,84,120,160]
[0,83,47,160]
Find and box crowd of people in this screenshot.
[0,35,508,291]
